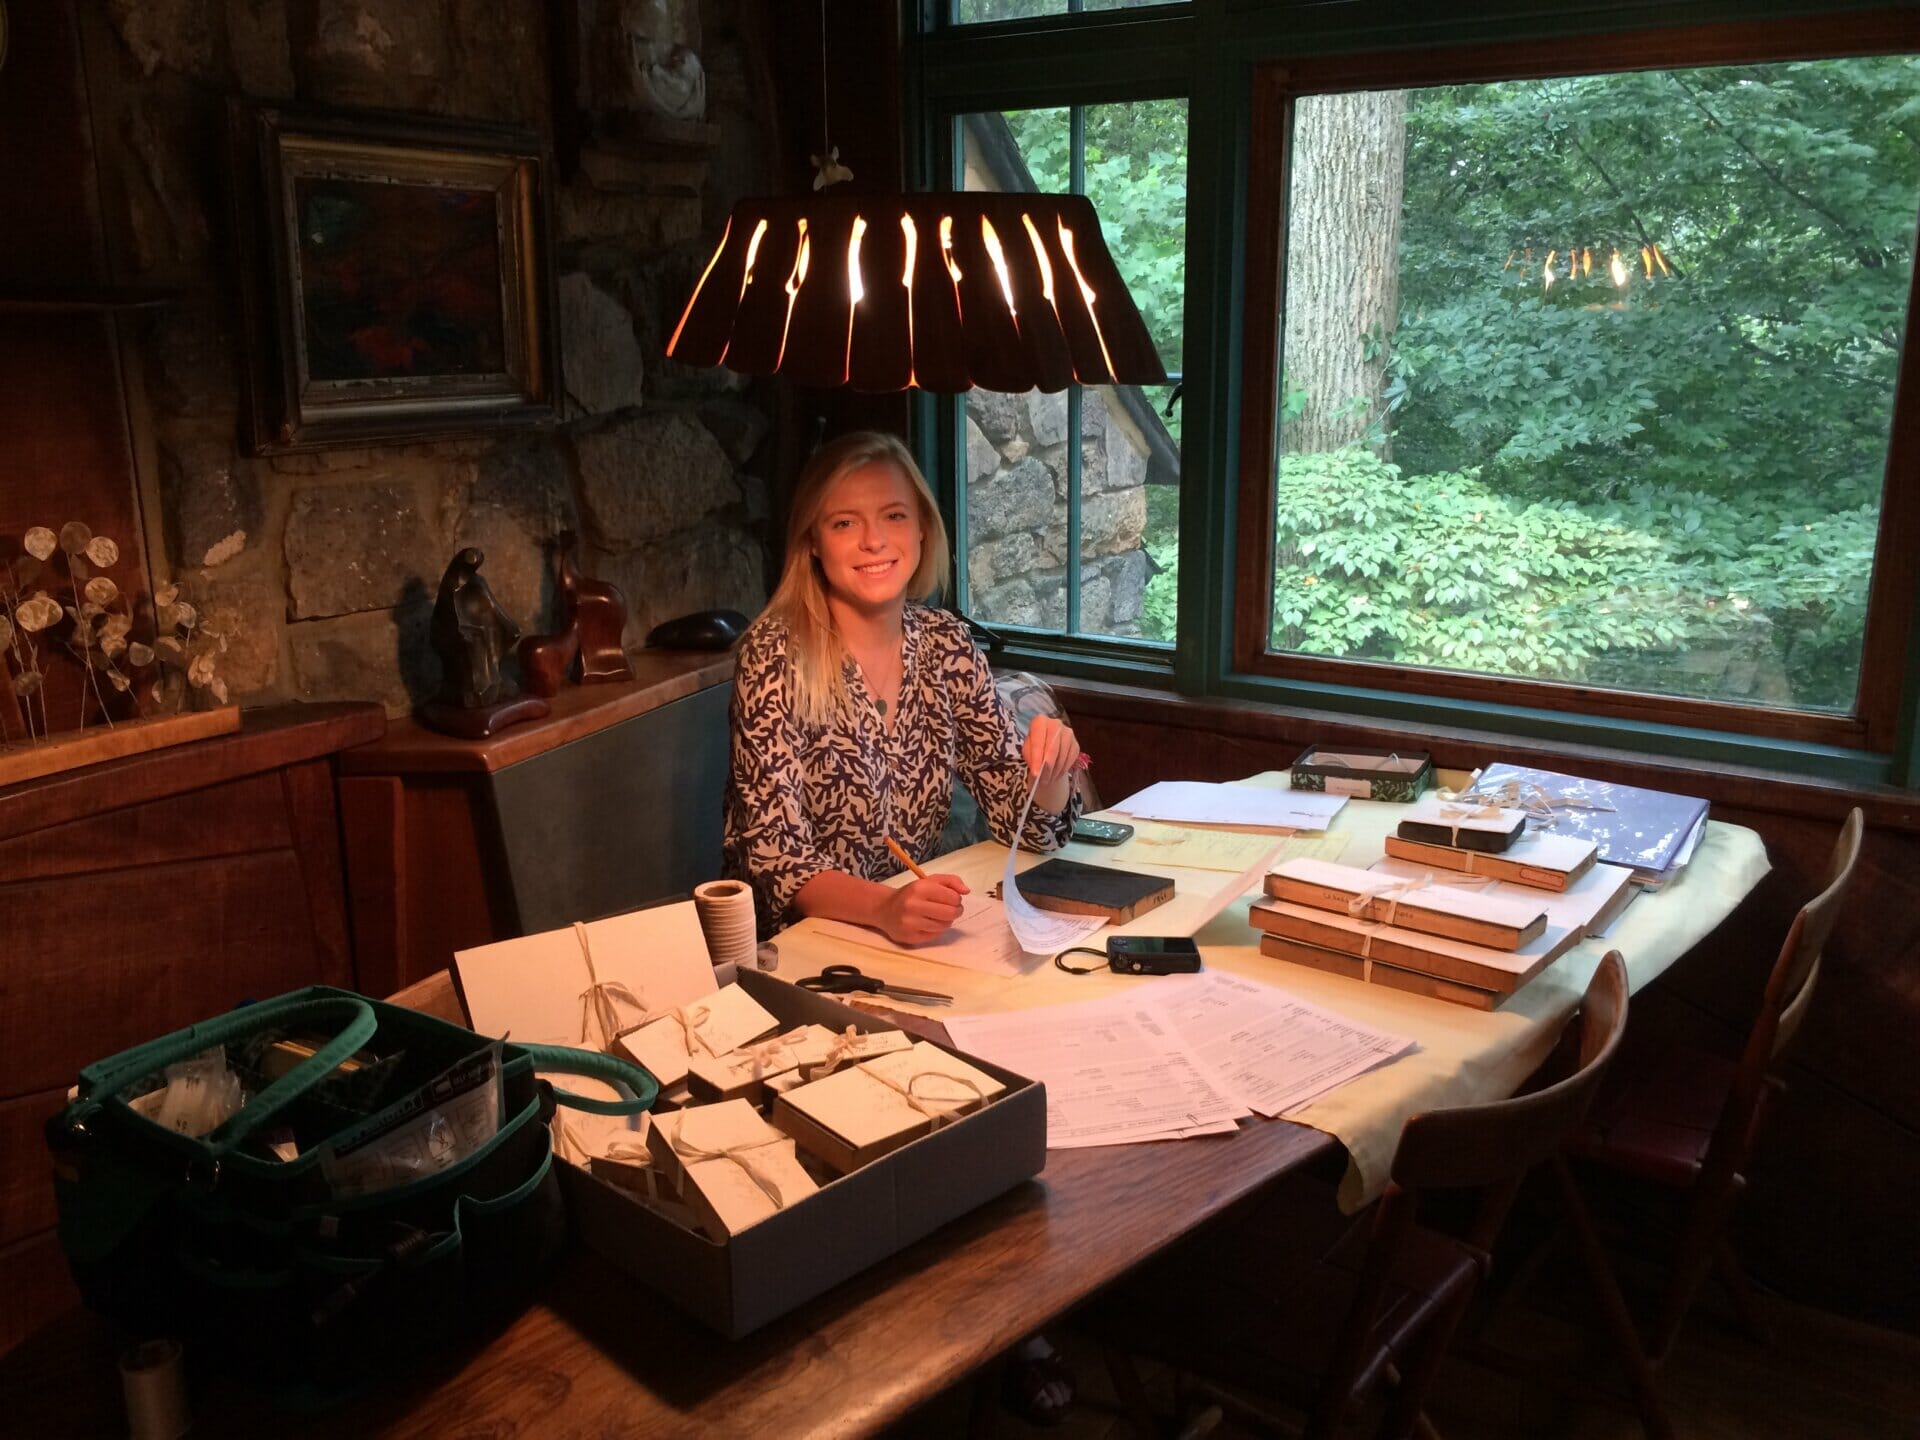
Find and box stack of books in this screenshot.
[1251,856,1581,1010]
[1383,792,1599,892]
[1471,763,1709,889]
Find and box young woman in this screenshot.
[723,429,1083,943]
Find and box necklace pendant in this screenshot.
[875,697,888,716]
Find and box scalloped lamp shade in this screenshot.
[665,192,1168,394]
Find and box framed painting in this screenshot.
[230,102,561,452]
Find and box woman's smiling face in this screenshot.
[812,460,925,615]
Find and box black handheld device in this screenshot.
[1071,817,1135,846]
[1105,935,1202,975]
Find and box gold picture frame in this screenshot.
[229,102,561,453]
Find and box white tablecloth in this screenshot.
[776,772,1771,1209]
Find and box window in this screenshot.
[1234,27,1920,753]
[917,7,1920,779]
[955,99,1187,645]
[950,0,1183,25]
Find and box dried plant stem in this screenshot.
[0,574,44,742]
[69,574,115,730]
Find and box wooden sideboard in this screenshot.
[0,702,386,1354]
[337,651,736,997]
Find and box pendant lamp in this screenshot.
[666,191,1167,394]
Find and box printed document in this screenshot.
[1151,971,1415,1118]
[946,971,1413,1148]
[945,998,1250,1148]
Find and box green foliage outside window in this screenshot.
[1134,58,1917,715]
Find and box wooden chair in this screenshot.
[1094,952,1630,1440]
[1562,807,1864,1366]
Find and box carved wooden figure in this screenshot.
[560,531,636,683]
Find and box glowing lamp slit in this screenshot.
[666,215,731,357]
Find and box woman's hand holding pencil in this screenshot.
[880,833,970,944]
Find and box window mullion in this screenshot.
[1066,102,1087,636]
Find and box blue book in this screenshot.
[1471,763,1708,880]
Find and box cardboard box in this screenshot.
[557,969,1047,1338]
[1290,745,1434,803]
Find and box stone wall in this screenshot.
[96,0,773,714]
[957,124,1163,640]
[963,386,1154,638]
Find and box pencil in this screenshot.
[884,834,929,880]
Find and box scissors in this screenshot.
[796,964,953,1006]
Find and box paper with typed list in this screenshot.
[944,971,1414,1149]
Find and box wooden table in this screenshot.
[1,791,1767,1436]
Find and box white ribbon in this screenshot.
[804,1025,866,1081]
[573,921,649,1052]
[669,1129,794,1209]
[858,1061,985,1129]
[1346,873,1431,928]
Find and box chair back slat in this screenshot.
[1390,952,1630,1193]
[1761,807,1860,1067]
[1709,809,1862,1171]
[1773,954,1821,1058]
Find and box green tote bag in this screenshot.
[46,984,657,1392]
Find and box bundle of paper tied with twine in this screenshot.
[860,1062,986,1131]
[667,1122,798,1210]
[803,1025,868,1082]
[1341,871,1497,981]
[571,920,716,1055]
[550,921,713,1165]
[1429,798,1516,849]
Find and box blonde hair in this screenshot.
[756,430,952,726]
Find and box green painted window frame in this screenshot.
[907,0,1920,789]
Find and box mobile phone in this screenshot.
[1105,935,1202,975]
[1072,818,1135,846]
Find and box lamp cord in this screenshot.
[819,1,833,158]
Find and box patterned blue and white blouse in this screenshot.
[723,603,1080,934]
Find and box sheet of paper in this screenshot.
[1270,833,1352,866]
[807,896,1041,977]
[1113,780,1347,831]
[1104,819,1299,874]
[945,996,1251,1149]
[1148,971,1415,1118]
[455,902,717,1048]
[1190,838,1294,932]
[1004,775,1108,953]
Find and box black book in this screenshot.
[1014,858,1174,922]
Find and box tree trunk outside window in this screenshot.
[1281,90,1408,457]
